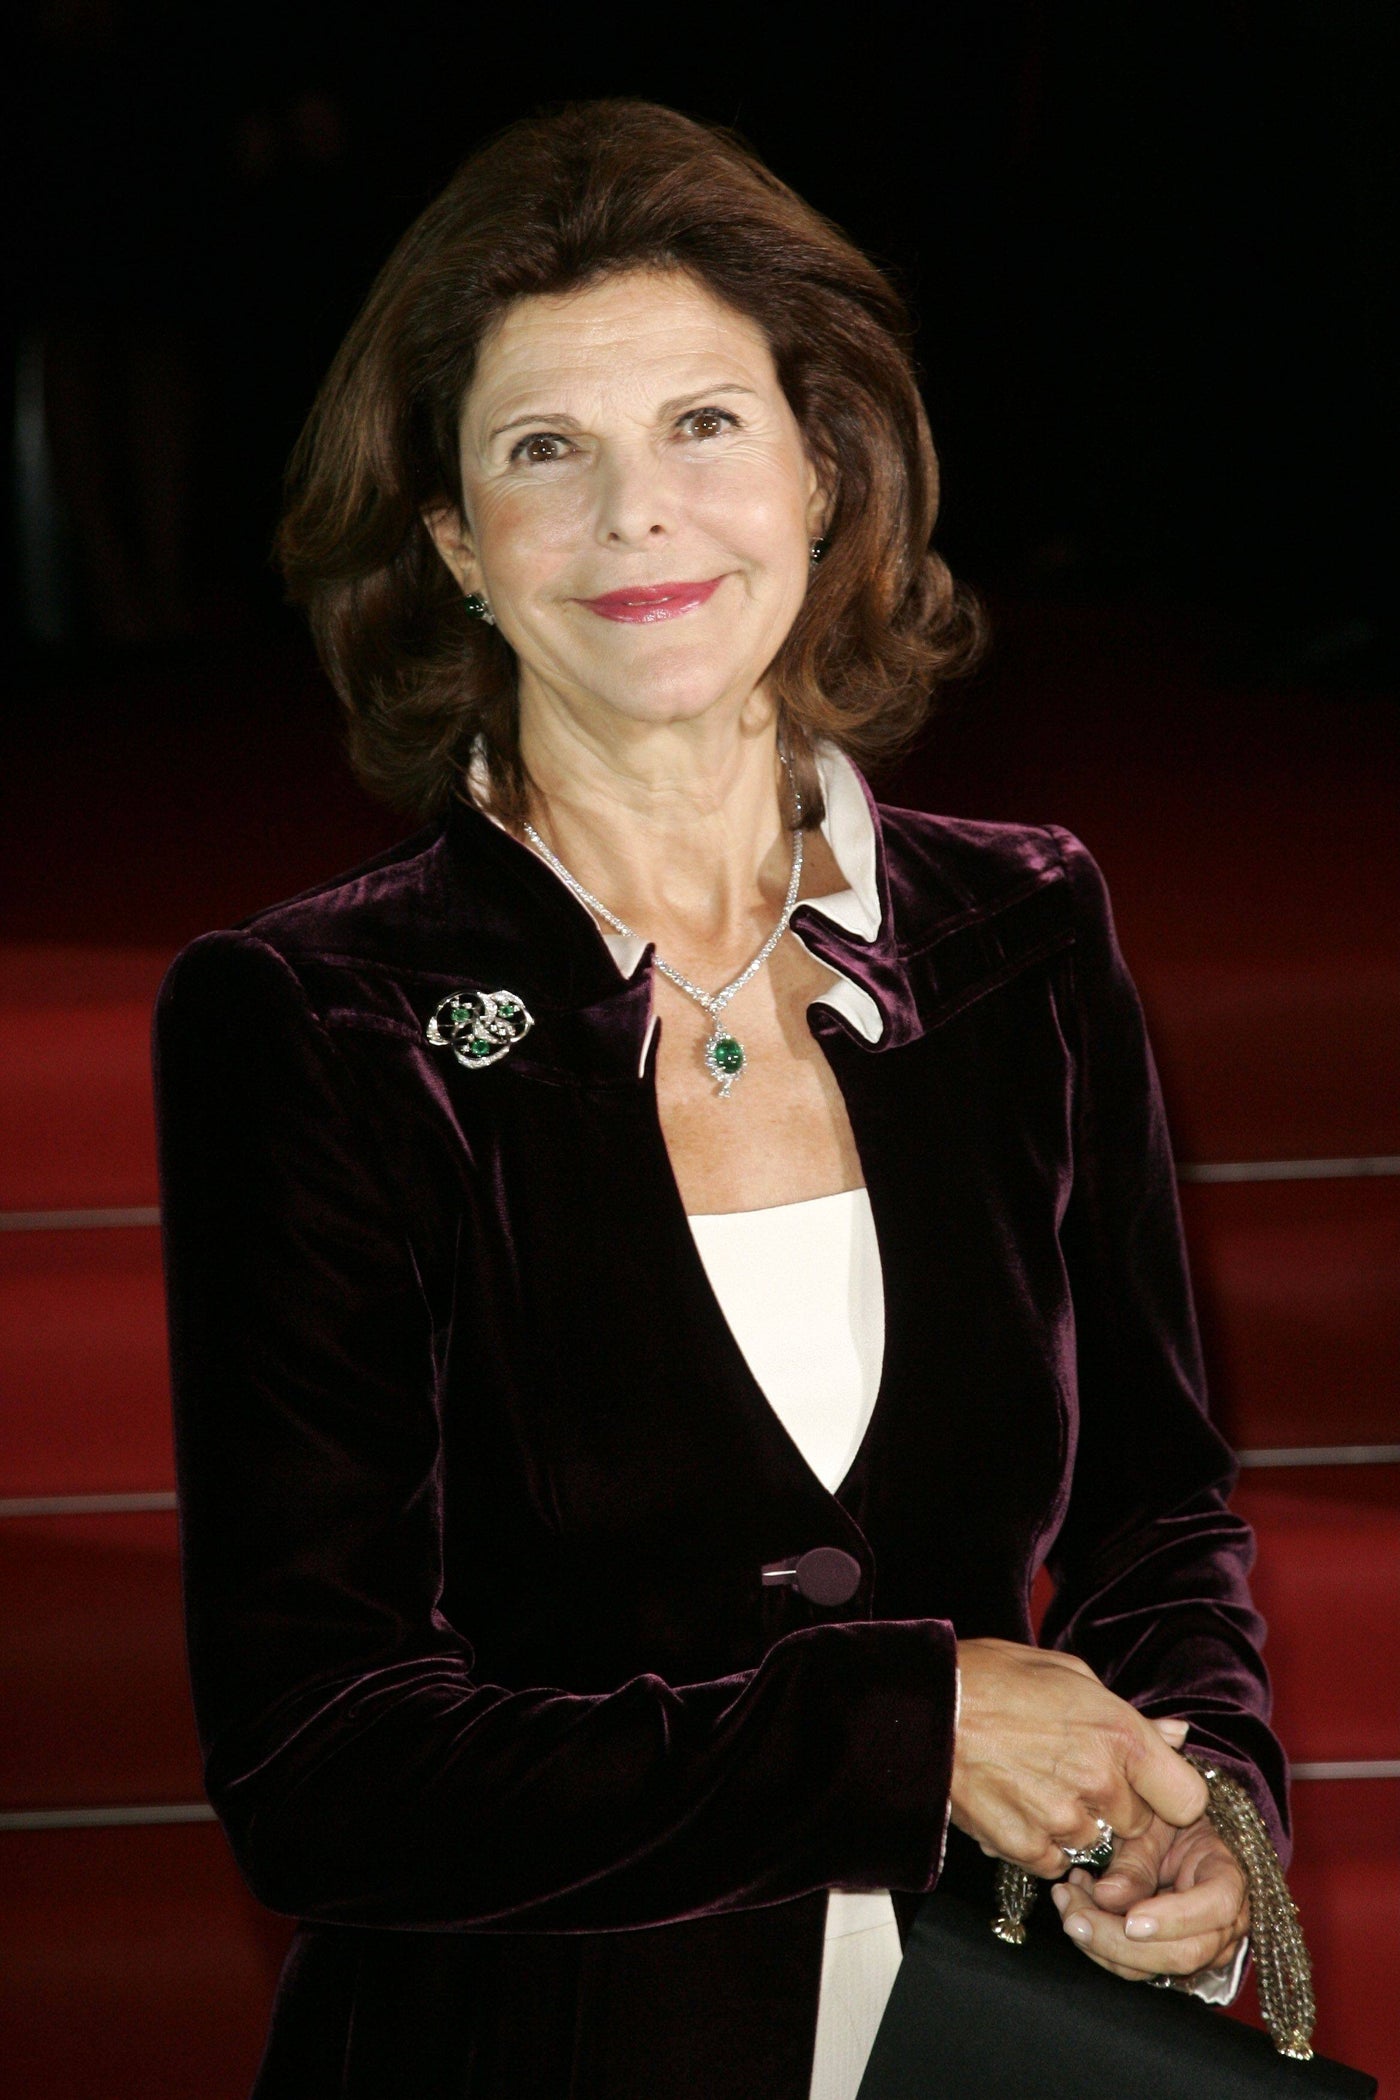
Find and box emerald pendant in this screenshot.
[704,1030,746,1097]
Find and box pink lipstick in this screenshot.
[578,578,724,624]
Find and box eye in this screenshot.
[511,432,572,465]
[679,406,737,441]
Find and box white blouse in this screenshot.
[688,1188,902,2100]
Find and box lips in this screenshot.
[578,577,725,624]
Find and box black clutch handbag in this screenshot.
[854,1888,1378,2099]
[857,1757,1377,2100]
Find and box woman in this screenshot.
[154,102,1286,2100]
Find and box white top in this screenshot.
[688,1190,902,2100]
[687,1187,885,1495]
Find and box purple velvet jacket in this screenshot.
[153,772,1286,2100]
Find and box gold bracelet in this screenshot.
[990,1754,1315,2061]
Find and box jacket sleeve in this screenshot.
[154,929,958,1932]
[1038,830,1290,1861]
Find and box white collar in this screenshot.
[787,742,883,1042]
[466,738,886,1052]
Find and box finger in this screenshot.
[973,1807,1082,1881]
[1064,1737,1172,1845]
[1086,1828,1167,1914]
[1047,1801,1132,1864]
[1054,1877,1157,1978]
[1056,1874,1239,1979]
[1124,1862,1246,1946]
[1124,1726,1209,1830]
[1084,1925,1240,1980]
[1051,1889,1149,1980]
[1028,1833,1085,1878]
[1075,1768,1155,1845]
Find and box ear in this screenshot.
[802,447,833,542]
[422,501,481,596]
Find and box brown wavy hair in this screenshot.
[277,99,983,828]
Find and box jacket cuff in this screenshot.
[1179,1728,1292,1869]
[810,1617,960,1896]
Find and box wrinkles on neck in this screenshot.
[512,693,809,970]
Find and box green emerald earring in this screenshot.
[463,591,496,627]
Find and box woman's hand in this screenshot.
[1052,1809,1250,1985]
[950,1639,1210,1878]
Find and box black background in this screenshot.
[8,0,1396,677]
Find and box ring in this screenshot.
[1062,1819,1116,1874]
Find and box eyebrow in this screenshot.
[486,383,760,445]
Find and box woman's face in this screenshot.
[430,268,825,738]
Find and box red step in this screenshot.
[1235,1468,1400,1765]
[1182,1178,1400,1450]
[0,1226,173,1497]
[0,947,169,1212]
[1144,958,1400,1169]
[0,1514,199,1809]
[0,1821,293,2100]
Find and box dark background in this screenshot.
[6,0,1396,683]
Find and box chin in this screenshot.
[597,671,757,729]
[576,639,769,727]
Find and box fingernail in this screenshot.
[1064,1916,1091,1944]
[1125,1916,1157,1939]
[1051,1884,1069,1913]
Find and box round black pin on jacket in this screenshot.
[760,1547,863,1607]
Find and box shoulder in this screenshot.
[237,818,454,968]
[874,802,1113,949]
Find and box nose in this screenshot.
[593,445,672,550]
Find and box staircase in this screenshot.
[2,611,1395,2094]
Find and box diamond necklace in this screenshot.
[521,770,804,1099]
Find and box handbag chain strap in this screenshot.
[990,1753,1316,2061]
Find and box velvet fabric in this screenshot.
[153,773,1288,2100]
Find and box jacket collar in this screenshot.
[422,754,1074,1087]
[449,741,912,1060]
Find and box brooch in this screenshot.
[426,989,534,1069]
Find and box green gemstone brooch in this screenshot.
[426,989,534,1069]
